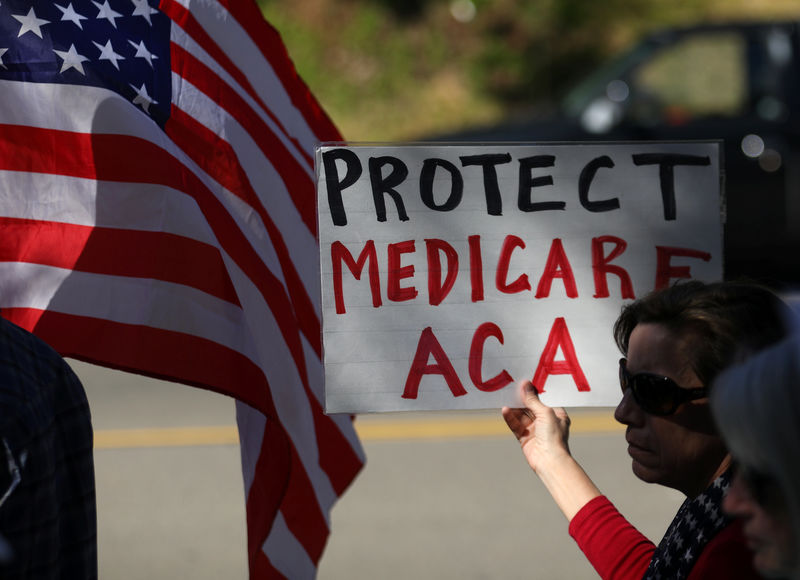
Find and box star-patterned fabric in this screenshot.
[0,0,170,126]
[644,470,733,580]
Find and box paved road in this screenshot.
[73,360,684,579]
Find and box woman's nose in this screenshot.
[614,387,640,425]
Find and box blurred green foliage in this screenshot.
[259,0,799,140]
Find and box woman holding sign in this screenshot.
[712,335,800,579]
[502,280,791,579]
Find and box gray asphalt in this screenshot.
[73,359,684,579]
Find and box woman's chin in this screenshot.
[630,460,662,485]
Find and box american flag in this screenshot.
[0,0,365,577]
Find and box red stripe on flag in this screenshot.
[209,0,343,144]
[2,307,270,410]
[170,43,318,237]
[279,445,330,563]
[252,549,287,580]
[0,217,240,306]
[245,420,292,578]
[160,0,313,169]
[310,406,363,495]
[165,107,321,355]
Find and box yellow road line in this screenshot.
[355,413,622,441]
[94,413,623,449]
[94,426,239,449]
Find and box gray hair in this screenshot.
[711,335,800,575]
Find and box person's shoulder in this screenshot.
[0,316,78,383]
[0,315,85,417]
[689,520,759,579]
[0,316,63,365]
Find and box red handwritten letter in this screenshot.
[469,322,513,392]
[469,235,484,303]
[655,246,711,289]
[496,235,531,294]
[532,317,589,393]
[592,236,634,299]
[331,240,381,314]
[387,240,418,302]
[535,238,578,299]
[402,327,467,399]
[425,238,458,306]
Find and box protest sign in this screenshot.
[317,142,722,413]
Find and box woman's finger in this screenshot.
[502,406,532,437]
[520,380,550,416]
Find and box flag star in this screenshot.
[0,48,7,70]
[92,0,123,28]
[130,83,157,113]
[54,44,90,75]
[93,39,124,69]
[55,3,88,29]
[128,39,157,67]
[130,0,158,25]
[12,7,50,39]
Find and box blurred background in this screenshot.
[263,0,799,141]
[87,1,800,578]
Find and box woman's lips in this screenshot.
[625,434,651,458]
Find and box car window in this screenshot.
[628,32,747,124]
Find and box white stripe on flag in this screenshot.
[263,512,318,580]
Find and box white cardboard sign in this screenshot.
[317,142,722,413]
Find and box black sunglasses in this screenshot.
[618,358,708,416]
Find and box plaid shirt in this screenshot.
[0,316,97,579]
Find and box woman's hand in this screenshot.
[501,380,573,474]
[502,380,602,521]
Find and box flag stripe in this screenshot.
[2,307,270,409]
[0,263,255,361]
[165,107,322,356]
[262,513,317,579]
[253,549,288,580]
[169,43,318,237]
[281,446,330,563]
[161,0,313,168]
[0,169,218,244]
[0,217,240,306]
[211,0,343,145]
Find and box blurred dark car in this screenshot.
[437,21,800,288]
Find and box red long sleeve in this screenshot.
[568,496,656,580]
